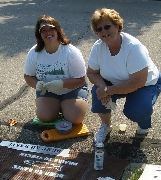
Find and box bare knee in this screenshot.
[36,110,59,122]
[68,117,84,125]
[62,99,88,124]
[36,97,61,122]
[63,110,87,125]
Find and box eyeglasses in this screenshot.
[96,25,111,32]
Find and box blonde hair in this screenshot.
[91,8,123,34]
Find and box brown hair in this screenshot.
[35,15,71,52]
[91,8,123,34]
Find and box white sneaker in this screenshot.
[94,123,112,143]
[137,126,149,135]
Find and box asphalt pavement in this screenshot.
[0,0,161,179]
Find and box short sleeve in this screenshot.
[68,45,86,78]
[88,43,100,70]
[24,46,37,76]
[127,44,149,74]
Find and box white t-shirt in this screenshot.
[88,32,159,86]
[24,44,86,95]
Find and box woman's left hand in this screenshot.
[43,80,63,93]
[96,86,109,100]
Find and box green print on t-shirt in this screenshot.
[45,67,65,75]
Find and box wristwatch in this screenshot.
[104,86,108,97]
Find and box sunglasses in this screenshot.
[96,25,111,32]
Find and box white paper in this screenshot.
[139,164,161,180]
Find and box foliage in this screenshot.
[128,168,144,180]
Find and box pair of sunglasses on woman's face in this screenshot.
[96,24,111,32]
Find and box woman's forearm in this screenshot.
[107,80,144,95]
[24,74,38,89]
[63,76,86,89]
[87,73,106,87]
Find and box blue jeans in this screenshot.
[91,74,161,129]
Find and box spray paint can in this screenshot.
[94,142,104,170]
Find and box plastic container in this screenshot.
[94,142,104,170]
[119,124,127,131]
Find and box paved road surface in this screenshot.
[0,0,161,179]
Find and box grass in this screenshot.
[128,168,144,180]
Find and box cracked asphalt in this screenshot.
[0,0,161,179]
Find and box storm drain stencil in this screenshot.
[0,141,128,180]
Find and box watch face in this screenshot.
[104,87,108,91]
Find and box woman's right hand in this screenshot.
[100,96,111,104]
